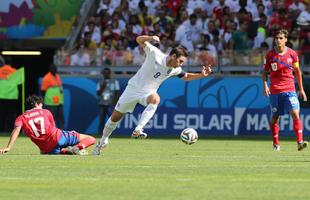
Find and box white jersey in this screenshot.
[128,42,183,93]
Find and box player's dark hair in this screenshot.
[25,95,43,109]
[169,46,188,58]
[275,29,288,38]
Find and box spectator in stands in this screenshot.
[137,5,150,28]
[83,32,97,65]
[41,64,64,129]
[128,0,140,14]
[231,21,249,55]
[187,0,205,15]
[197,10,210,34]
[132,45,146,65]
[122,24,139,50]
[298,13,310,64]
[166,0,182,17]
[97,68,120,133]
[159,35,173,54]
[251,41,269,66]
[211,29,224,54]
[175,13,202,52]
[297,3,310,25]
[153,9,174,31]
[289,28,301,51]
[128,14,143,35]
[142,17,154,35]
[99,10,111,30]
[115,0,130,22]
[83,21,101,45]
[145,0,161,17]
[111,18,122,37]
[268,7,292,31]
[197,34,217,58]
[70,45,90,66]
[111,11,126,31]
[175,5,189,26]
[97,0,120,16]
[204,0,220,17]
[288,0,305,19]
[54,46,70,66]
[253,17,266,49]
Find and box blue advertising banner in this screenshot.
[115,107,310,137]
[58,76,310,137]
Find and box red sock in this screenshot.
[270,123,280,145]
[74,136,96,150]
[293,119,303,143]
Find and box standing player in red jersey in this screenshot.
[0,95,96,155]
[262,29,308,151]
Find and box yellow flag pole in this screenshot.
[21,67,25,113]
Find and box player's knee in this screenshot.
[271,116,279,124]
[147,93,160,104]
[110,110,124,122]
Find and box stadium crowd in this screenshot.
[53,0,310,68]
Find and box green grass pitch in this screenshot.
[0,136,310,200]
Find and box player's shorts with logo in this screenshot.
[48,130,80,154]
[115,85,154,113]
[270,92,300,116]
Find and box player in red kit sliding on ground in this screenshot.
[262,29,308,151]
[0,95,96,155]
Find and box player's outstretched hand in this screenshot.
[202,64,212,76]
[263,86,270,97]
[151,36,160,43]
[0,148,9,155]
[300,90,308,101]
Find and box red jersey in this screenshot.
[14,108,62,154]
[263,47,298,94]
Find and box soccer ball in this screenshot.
[180,128,198,145]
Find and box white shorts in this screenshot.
[115,85,155,113]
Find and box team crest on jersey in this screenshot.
[272,107,277,113]
[271,63,277,71]
[167,69,172,74]
[287,58,292,64]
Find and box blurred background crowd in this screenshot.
[54,0,310,69]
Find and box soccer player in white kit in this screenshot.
[93,35,212,155]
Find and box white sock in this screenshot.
[99,117,118,146]
[135,104,158,131]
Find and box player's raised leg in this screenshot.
[60,131,96,155]
[73,134,96,150]
[132,93,159,139]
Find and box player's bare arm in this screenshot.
[294,62,307,101]
[136,35,160,48]
[182,65,212,81]
[262,70,270,96]
[0,126,22,155]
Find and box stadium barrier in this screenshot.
[56,49,310,75]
